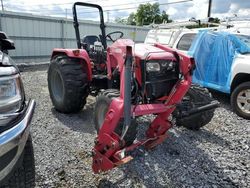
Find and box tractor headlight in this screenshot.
[161,61,175,71]
[146,62,161,72]
[146,60,175,73]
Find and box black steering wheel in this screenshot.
[106,31,124,42]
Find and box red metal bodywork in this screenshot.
[50,40,194,173]
[107,39,178,87]
[49,1,198,174]
[51,48,93,81]
[92,40,195,173]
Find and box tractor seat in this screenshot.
[82,35,100,50]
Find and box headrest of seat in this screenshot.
[82,35,100,46]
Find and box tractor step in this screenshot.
[92,74,108,79]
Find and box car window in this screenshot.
[156,31,175,45]
[176,33,197,51]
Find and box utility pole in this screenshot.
[64,9,68,48]
[1,0,4,11]
[207,0,212,18]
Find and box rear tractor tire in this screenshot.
[93,89,138,146]
[174,85,215,130]
[48,55,90,113]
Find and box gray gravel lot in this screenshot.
[21,69,249,188]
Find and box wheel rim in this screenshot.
[97,102,109,130]
[236,89,250,114]
[51,70,64,102]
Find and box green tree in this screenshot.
[161,10,172,23]
[135,3,161,26]
[186,17,221,29]
[115,17,127,25]
[127,13,136,25]
[210,17,220,23]
[114,3,172,26]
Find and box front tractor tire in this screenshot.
[48,55,89,113]
[174,85,215,130]
[231,81,250,119]
[93,89,138,146]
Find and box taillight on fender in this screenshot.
[73,49,80,56]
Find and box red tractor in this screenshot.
[47,2,219,173]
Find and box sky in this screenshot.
[2,0,250,22]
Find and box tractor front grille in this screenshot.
[141,59,179,101]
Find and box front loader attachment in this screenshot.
[91,44,217,173]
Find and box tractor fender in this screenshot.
[51,48,92,81]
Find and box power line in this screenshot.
[5,0,159,11]
[20,0,108,6]
[9,0,157,8]
[3,0,159,15]
[43,0,192,13]
[3,0,193,17]
[103,0,193,12]
[68,0,193,15]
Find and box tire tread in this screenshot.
[174,84,215,130]
[48,55,89,113]
[94,89,137,146]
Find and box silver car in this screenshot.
[0,32,35,187]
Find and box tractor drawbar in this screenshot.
[179,101,220,118]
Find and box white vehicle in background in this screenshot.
[219,19,250,35]
[144,21,200,49]
[144,19,250,119]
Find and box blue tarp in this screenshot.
[188,31,250,93]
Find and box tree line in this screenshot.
[115,3,172,26]
[115,3,220,27]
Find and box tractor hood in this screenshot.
[110,39,176,61]
[133,43,176,61]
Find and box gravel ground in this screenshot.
[21,69,249,188]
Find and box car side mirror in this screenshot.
[0,39,15,51]
[0,32,15,51]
